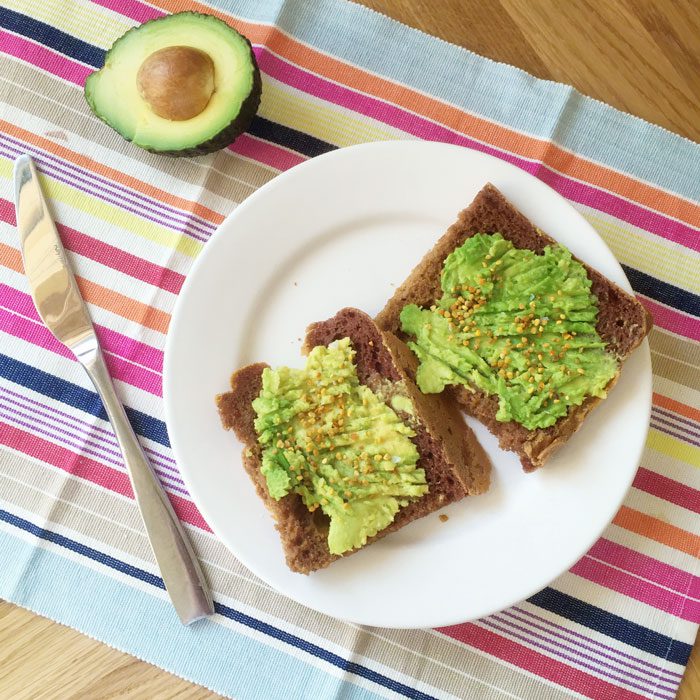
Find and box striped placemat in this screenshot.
[1,1,699,698]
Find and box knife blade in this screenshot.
[14,155,94,350]
[14,155,214,624]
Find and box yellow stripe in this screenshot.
[583,211,700,294]
[0,160,201,258]
[11,0,133,49]
[261,80,402,148]
[646,428,700,468]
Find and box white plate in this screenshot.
[164,141,651,629]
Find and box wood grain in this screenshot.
[2,1,699,698]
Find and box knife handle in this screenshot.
[74,337,214,624]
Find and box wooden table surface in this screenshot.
[2,1,699,698]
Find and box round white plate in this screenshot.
[164,141,651,629]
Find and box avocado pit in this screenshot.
[136,45,215,121]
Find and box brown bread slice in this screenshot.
[376,184,653,471]
[216,308,491,574]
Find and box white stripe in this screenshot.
[605,524,700,578]
[553,572,699,643]
[575,203,700,293]
[426,628,588,700]
[0,89,263,203]
[623,487,700,535]
[0,257,171,353]
[242,8,700,205]
[0,335,168,455]
[507,602,684,683]
[476,615,676,699]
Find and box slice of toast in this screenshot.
[376,184,652,471]
[216,308,491,574]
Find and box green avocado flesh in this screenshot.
[400,233,619,430]
[252,338,428,556]
[84,12,261,155]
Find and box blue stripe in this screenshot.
[0,354,170,447]
[0,7,105,67]
[1,9,336,161]
[0,507,436,700]
[529,588,692,666]
[622,264,700,318]
[248,116,335,158]
[212,0,700,203]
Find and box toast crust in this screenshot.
[217,308,491,573]
[376,184,652,471]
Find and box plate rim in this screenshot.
[163,140,652,628]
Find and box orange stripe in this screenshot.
[654,392,700,423]
[75,277,170,334]
[0,243,22,273]
[1,250,169,334]
[1,120,224,225]
[614,505,700,557]
[149,0,700,230]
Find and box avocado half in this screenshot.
[85,12,262,156]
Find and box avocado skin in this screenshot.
[84,12,263,157]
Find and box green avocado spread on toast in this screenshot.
[400,233,619,430]
[252,339,428,556]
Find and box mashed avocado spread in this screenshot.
[252,338,428,555]
[400,233,619,430]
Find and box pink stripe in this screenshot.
[6,23,700,254]
[0,308,162,396]
[588,538,700,599]
[0,29,90,86]
[634,467,700,515]
[228,133,305,171]
[439,623,647,700]
[1,285,164,373]
[59,222,185,295]
[90,0,164,23]
[0,422,210,530]
[91,0,700,252]
[571,557,700,623]
[639,297,700,343]
[254,48,700,254]
[0,199,185,295]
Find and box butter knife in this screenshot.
[14,155,214,625]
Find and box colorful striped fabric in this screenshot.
[1,0,698,697]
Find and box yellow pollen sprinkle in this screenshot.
[578,368,585,375]
[276,440,284,449]
[527,386,535,394]
[518,303,525,310]
[559,314,566,320]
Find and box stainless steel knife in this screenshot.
[14,154,214,625]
